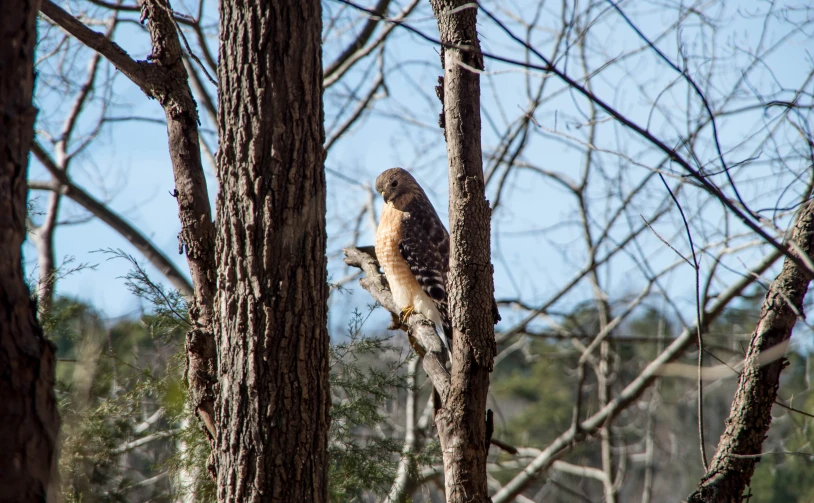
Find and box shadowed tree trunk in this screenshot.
[429,1,497,501]
[0,0,61,500]
[213,1,331,501]
[688,200,814,502]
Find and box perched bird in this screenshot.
[375,168,452,350]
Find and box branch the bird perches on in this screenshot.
[344,246,518,458]
[343,246,451,402]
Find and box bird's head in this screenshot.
[375,167,421,205]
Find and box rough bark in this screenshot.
[0,0,61,500]
[688,201,814,502]
[42,1,330,499]
[429,1,497,501]
[213,1,330,501]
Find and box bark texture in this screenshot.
[214,1,330,501]
[687,201,814,502]
[429,1,497,501]
[0,0,61,500]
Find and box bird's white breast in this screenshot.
[375,202,443,329]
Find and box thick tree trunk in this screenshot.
[687,201,814,502]
[429,1,497,501]
[213,1,330,502]
[0,0,61,500]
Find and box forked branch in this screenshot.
[41,0,218,440]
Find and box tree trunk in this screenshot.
[688,201,814,502]
[0,0,61,500]
[429,1,497,501]
[213,1,330,502]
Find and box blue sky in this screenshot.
[28,0,814,345]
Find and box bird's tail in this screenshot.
[439,307,452,353]
[436,298,499,354]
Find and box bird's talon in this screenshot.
[400,306,415,323]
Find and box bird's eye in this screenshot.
[391,180,399,188]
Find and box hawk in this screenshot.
[375,168,452,350]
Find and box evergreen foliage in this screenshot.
[49,256,443,502]
[40,251,814,501]
[44,283,814,502]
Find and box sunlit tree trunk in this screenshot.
[212,1,331,501]
[430,1,497,500]
[688,201,814,502]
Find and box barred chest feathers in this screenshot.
[375,202,445,331]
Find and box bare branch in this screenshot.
[688,199,814,501]
[343,246,451,400]
[183,56,216,126]
[324,0,390,78]
[111,429,179,454]
[491,249,783,502]
[40,0,217,441]
[385,356,419,503]
[139,0,217,440]
[551,460,609,484]
[337,0,812,274]
[33,11,119,312]
[30,141,194,297]
[40,1,152,92]
[324,0,421,88]
[325,68,384,151]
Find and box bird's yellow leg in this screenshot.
[400,305,415,323]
